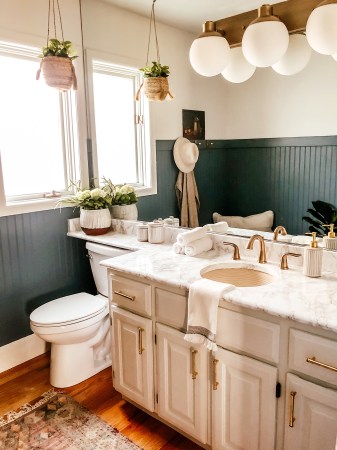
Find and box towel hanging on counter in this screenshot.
[175,170,200,228]
[184,278,234,351]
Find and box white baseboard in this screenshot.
[0,334,49,373]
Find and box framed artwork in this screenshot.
[182,109,205,140]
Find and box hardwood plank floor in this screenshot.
[0,354,203,450]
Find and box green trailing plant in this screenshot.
[139,61,169,78]
[40,38,78,60]
[302,200,337,236]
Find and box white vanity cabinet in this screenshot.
[112,307,154,411]
[156,323,209,444]
[284,373,337,450]
[212,348,278,450]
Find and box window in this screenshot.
[0,41,79,215]
[88,55,153,194]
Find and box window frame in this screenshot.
[85,49,156,197]
[0,37,88,218]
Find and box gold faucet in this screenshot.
[223,242,240,260]
[273,225,287,241]
[246,234,267,263]
[280,252,301,270]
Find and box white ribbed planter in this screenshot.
[80,208,111,235]
[111,204,138,220]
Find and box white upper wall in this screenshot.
[1,0,337,140]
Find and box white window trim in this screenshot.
[85,49,157,197]
[0,35,88,218]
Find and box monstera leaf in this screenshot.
[303,200,337,236]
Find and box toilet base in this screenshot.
[49,315,112,388]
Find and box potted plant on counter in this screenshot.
[104,179,138,220]
[58,182,112,235]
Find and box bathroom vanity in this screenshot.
[68,220,337,450]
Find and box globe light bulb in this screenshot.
[306,0,337,55]
[221,47,256,83]
[272,33,312,75]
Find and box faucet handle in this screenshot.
[280,252,301,270]
[223,242,240,260]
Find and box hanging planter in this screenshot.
[136,0,173,102]
[36,1,78,91]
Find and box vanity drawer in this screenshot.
[216,308,280,363]
[155,287,187,330]
[289,329,337,386]
[110,274,152,317]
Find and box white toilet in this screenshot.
[30,241,130,388]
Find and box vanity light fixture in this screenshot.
[189,21,230,77]
[221,47,256,83]
[241,4,289,68]
[306,0,337,55]
[272,33,312,75]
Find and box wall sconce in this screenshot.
[306,0,337,55]
[272,33,312,75]
[189,21,230,77]
[242,5,289,67]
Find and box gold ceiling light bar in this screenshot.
[215,0,323,47]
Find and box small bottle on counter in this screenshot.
[323,224,337,250]
[303,232,323,277]
[148,220,165,244]
[136,222,148,242]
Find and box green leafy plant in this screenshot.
[58,181,113,210]
[302,200,337,236]
[40,38,78,60]
[139,61,169,78]
[102,178,138,205]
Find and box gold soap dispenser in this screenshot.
[303,232,322,277]
[323,224,337,250]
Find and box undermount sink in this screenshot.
[200,261,277,287]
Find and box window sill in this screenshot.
[0,198,62,217]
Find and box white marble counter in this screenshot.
[68,220,337,334]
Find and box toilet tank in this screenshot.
[86,242,132,297]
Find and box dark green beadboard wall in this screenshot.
[0,209,96,347]
[138,136,337,235]
[1,135,336,347]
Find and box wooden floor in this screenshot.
[0,353,203,449]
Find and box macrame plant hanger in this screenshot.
[36,0,77,91]
[136,0,173,101]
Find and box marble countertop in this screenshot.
[68,229,337,334]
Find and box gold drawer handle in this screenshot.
[114,290,135,301]
[289,391,296,427]
[306,356,337,373]
[212,358,219,390]
[138,327,144,355]
[191,349,198,379]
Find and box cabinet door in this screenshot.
[284,373,337,450]
[212,347,277,450]
[112,307,154,411]
[156,323,209,444]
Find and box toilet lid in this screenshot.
[30,293,107,326]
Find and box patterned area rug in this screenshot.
[0,389,141,449]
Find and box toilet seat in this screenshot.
[30,292,107,327]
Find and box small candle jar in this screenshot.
[136,223,148,242]
[148,220,164,244]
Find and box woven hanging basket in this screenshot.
[143,77,170,101]
[37,56,77,91]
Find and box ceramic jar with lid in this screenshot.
[136,222,148,242]
[148,220,165,244]
[163,216,180,227]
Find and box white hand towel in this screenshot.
[184,278,234,351]
[177,227,207,246]
[209,221,228,233]
[173,242,185,254]
[184,237,213,256]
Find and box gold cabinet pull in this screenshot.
[114,290,135,301]
[289,391,296,427]
[138,327,144,355]
[212,358,219,390]
[306,356,337,373]
[191,349,198,379]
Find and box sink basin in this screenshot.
[200,262,277,287]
